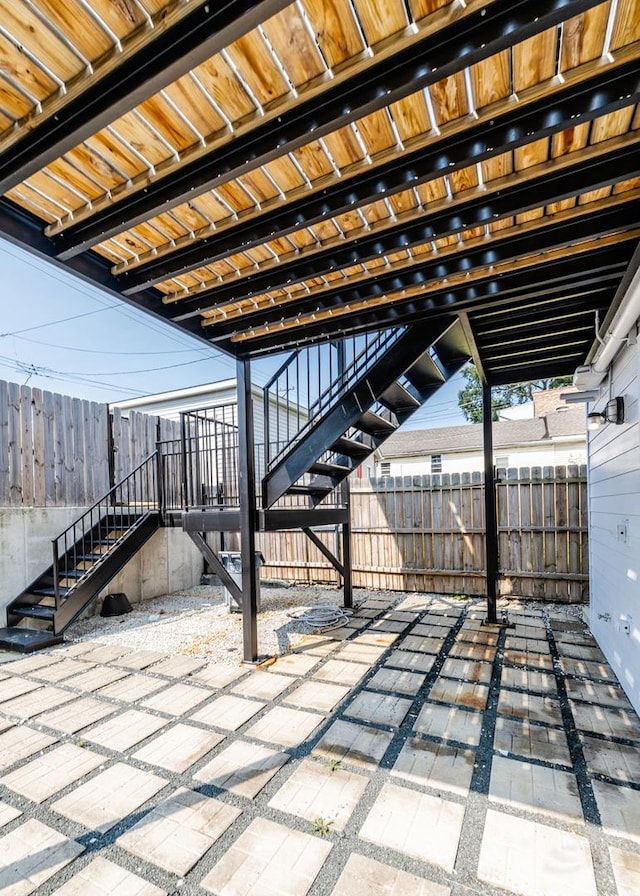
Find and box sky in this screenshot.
[0,237,467,427]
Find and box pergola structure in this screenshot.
[1,0,639,658]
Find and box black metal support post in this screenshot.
[342,476,353,609]
[237,357,260,662]
[483,383,499,624]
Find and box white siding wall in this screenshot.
[383,439,586,476]
[588,325,640,713]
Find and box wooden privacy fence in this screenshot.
[0,380,180,507]
[260,466,589,602]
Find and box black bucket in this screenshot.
[100,593,133,617]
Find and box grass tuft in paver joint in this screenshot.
[312,817,334,837]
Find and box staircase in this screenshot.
[0,452,163,653]
[262,320,470,508]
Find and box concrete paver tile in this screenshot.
[190,695,265,731]
[0,819,83,896]
[592,779,640,843]
[448,643,496,662]
[558,656,618,682]
[353,631,399,648]
[245,705,324,747]
[272,653,320,676]
[231,671,293,700]
[201,817,331,896]
[133,723,224,773]
[505,636,551,654]
[382,610,419,623]
[0,677,42,704]
[36,697,116,734]
[0,686,75,720]
[284,680,350,713]
[113,649,166,671]
[565,678,632,709]
[500,667,558,695]
[498,691,563,726]
[413,703,483,746]
[51,762,167,832]
[392,737,475,796]
[27,658,95,683]
[141,682,212,716]
[457,629,499,647]
[0,726,57,772]
[298,638,341,657]
[429,678,489,711]
[489,755,583,823]
[368,667,426,696]
[191,663,248,689]
[369,619,408,633]
[118,787,240,876]
[580,733,640,782]
[503,650,554,671]
[384,650,436,674]
[98,673,167,703]
[84,708,167,751]
[556,643,605,662]
[194,739,288,798]
[268,758,368,831]
[344,690,412,727]
[64,665,129,692]
[1,655,63,675]
[570,700,640,740]
[359,782,464,872]
[478,809,597,896]
[610,845,640,896]
[399,635,444,655]
[312,659,369,686]
[55,642,100,657]
[2,743,103,803]
[0,801,21,827]
[494,717,572,766]
[555,630,597,647]
[147,655,206,678]
[410,623,450,638]
[440,658,492,684]
[329,853,450,896]
[77,644,131,664]
[335,642,386,665]
[314,719,393,769]
[50,856,166,895]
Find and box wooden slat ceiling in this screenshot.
[0,0,639,385]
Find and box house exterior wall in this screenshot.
[588,325,640,714]
[380,439,586,476]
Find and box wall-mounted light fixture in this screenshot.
[587,396,625,430]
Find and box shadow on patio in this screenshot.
[0,591,638,896]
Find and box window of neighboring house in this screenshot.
[430,454,442,473]
[379,461,391,476]
[495,455,509,468]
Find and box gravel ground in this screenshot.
[70,582,588,663]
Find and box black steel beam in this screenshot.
[166,145,640,320]
[237,358,260,662]
[227,251,628,355]
[0,0,292,195]
[302,528,345,578]
[201,204,640,340]
[261,508,350,529]
[52,0,607,259]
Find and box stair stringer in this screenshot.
[263,320,458,508]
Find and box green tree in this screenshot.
[457,365,573,423]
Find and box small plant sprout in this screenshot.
[312,817,333,837]
[325,758,342,772]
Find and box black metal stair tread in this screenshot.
[11,605,56,620]
[331,436,371,457]
[58,569,87,579]
[0,628,64,653]
[356,410,397,436]
[309,460,353,477]
[31,586,71,597]
[287,484,333,496]
[380,380,421,411]
[404,353,446,392]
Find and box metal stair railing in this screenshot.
[263,328,407,471]
[51,448,163,611]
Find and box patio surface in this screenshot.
[1,593,640,896]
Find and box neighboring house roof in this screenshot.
[379,407,586,459]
